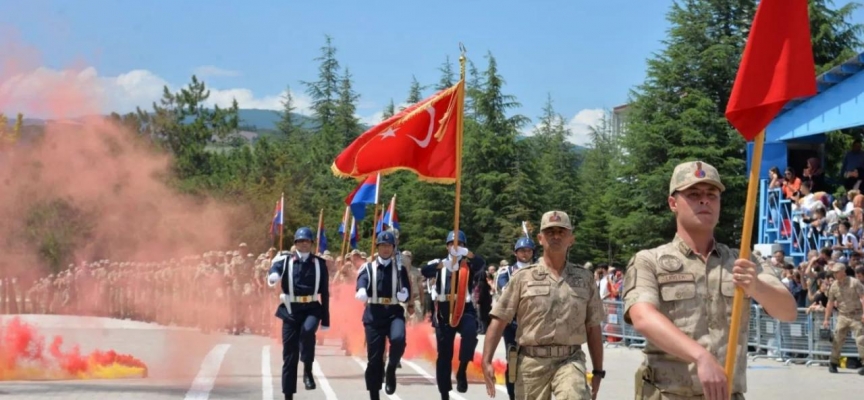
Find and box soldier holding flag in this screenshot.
[421,230,486,399]
[267,227,331,400]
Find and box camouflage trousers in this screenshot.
[514,349,590,400]
[830,314,864,364]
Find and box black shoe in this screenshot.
[385,363,397,394]
[370,390,381,400]
[858,367,864,375]
[456,370,468,393]
[284,395,293,400]
[828,363,839,373]
[303,372,316,389]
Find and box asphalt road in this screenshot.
[1,315,862,399]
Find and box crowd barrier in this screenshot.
[600,300,862,366]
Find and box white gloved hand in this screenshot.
[355,288,368,302]
[430,289,438,301]
[449,246,469,257]
[396,288,409,302]
[442,258,460,272]
[267,273,280,286]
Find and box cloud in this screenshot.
[357,102,411,127]
[193,65,241,78]
[565,108,606,146]
[0,66,314,119]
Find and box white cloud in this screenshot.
[193,65,241,78]
[565,108,606,146]
[0,66,313,119]
[357,102,411,127]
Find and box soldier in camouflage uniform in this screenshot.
[482,211,604,400]
[622,161,796,400]
[822,262,864,374]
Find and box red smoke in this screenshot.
[311,282,507,383]
[0,317,147,380]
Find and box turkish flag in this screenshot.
[725,0,817,141]
[331,81,464,184]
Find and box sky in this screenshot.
[1,0,862,146]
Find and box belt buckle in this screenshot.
[381,298,391,305]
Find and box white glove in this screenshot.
[355,288,368,302]
[430,289,438,301]
[267,273,280,286]
[442,258,459,272]
[396,288,409,302]
[320,326,330,332]
[449,246,469,257]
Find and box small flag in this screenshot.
[344,173,380,220]
[269,195,284,236]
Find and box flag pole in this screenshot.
[724,130,764,394]
[369,173,382,256]
[449,44,467,320]
[339,206,350,264]
[278,192,285,252]
[317,208,324,255]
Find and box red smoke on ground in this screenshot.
[0,317,147,380]
[310,282,507,383]
[0,36,252,379]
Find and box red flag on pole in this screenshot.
[331,81,464,183]
[725,0,817,140]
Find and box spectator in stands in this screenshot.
[832,221,860,254]
[806,277,831,314]
[803,157,826,193]
[782,167,801,199]
[841,139,864,190]
[789,270,807,307]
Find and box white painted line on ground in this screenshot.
[184,343,231,400]
[401,359,468,400]
[262,346,274,400]
[312,360,340,400]
[351,356,403,400]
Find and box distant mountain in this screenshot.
[236,109,317,132]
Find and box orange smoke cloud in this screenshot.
[0,316,147,380]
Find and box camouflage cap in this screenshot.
[669,161,725,195]
[830,262,847,273]
[540,210,572,231]
[349,249,362,257]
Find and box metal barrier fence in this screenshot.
[600,300,862,366]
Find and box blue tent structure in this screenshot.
[753,51,864,263]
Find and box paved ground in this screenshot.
[1,315,862,399]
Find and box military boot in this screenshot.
[385,362,397,394]
[303,363,316,390]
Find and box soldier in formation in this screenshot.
[267,227,331,400]
[354,230,411,399]
[622,161,797,400]
[483,211,605,400]
[421,230,487,400]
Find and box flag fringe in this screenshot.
[330,163,456,184]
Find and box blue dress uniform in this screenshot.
[268,227,330,400]
[496,237,535,400]
[355,231,411,399]
[421,230,486,399]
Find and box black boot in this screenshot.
[284,395,293,400]
[303,363,316,390]
[828,363,839,373]
[385,362,397,394]
[440,392,450,400]
[370,390,381,400]
[456,361,468,393]
[858,367,864,375]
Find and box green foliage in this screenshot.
[25,198,95,273]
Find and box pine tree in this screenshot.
[381,99,396,120]
[436,56,456,90]
[334,67,361,146]
[809,0,863,73]
[303,35,340,130]
[276,86,299,139]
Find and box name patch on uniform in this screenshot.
[657,273,694,284]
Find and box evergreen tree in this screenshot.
[381,99,396,120]
[809,0,863,73]
[334,67,362,146]
[436,56,456,90]
[302,35,340,130]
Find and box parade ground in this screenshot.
[0,315,860,399]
